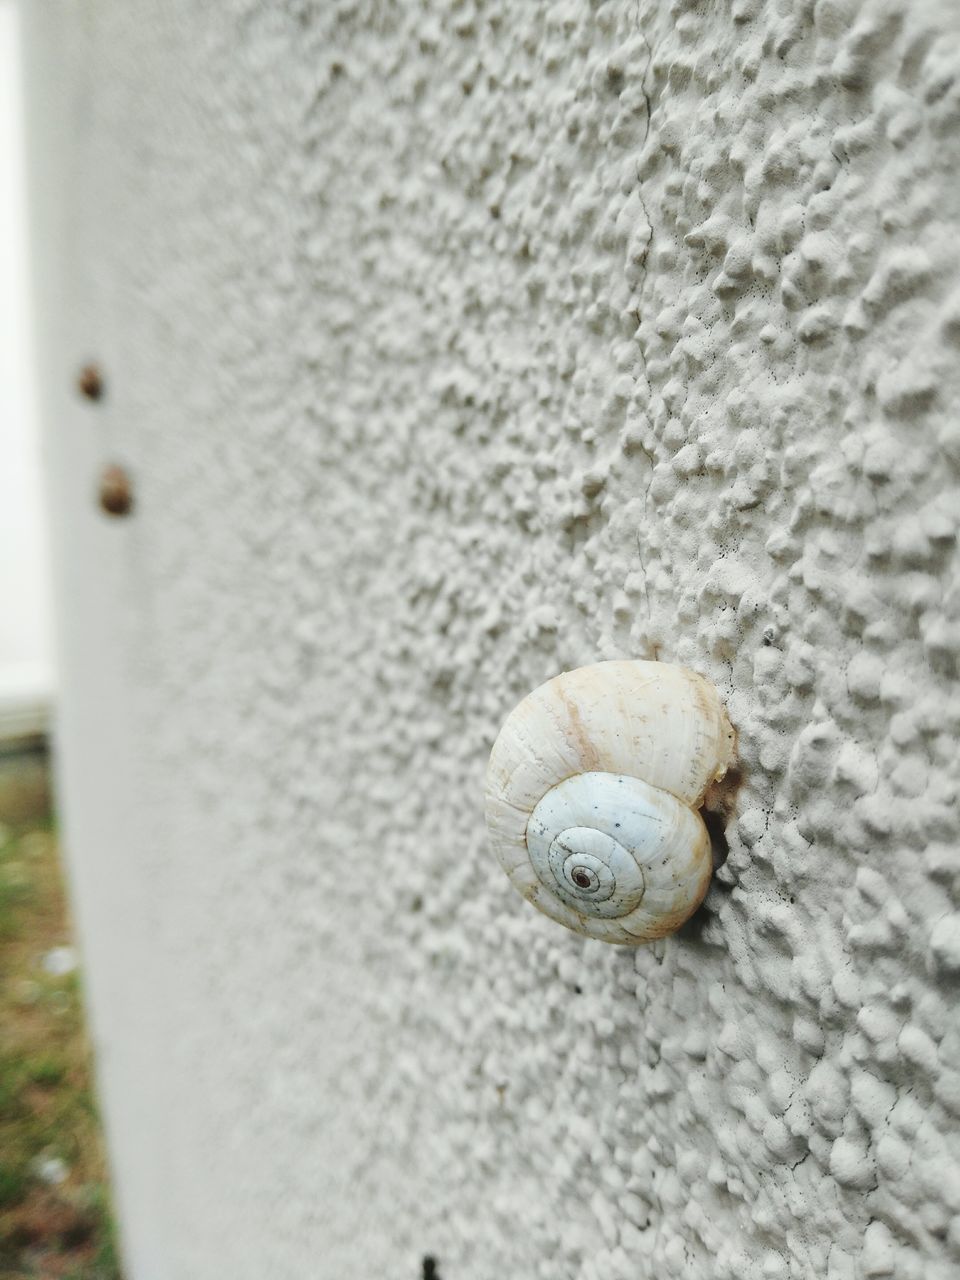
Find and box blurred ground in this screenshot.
[0,747,121,1280]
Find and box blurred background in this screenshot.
[0,0,53,775]
[1,5,120,1276]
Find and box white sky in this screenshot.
[0,0,54,710]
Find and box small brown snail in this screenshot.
[77,363,104,401]
[98,464,134,517]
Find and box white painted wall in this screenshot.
[20,3,960,1279]
[0,0,53,737]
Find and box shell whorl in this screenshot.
[485,660,735,945]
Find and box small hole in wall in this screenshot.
[700,807,729,869]
[422,1257,440,1280]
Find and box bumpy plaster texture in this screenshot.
[23,1,960,1277]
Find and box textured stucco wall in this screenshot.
[23,1,960,1277]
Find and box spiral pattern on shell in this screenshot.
[484,660,736,945]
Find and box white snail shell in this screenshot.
[485,660,736,945]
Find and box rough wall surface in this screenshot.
[23,1,960,1277]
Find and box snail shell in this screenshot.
[485,660,736,945]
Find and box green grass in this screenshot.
[0,818,123,1279]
